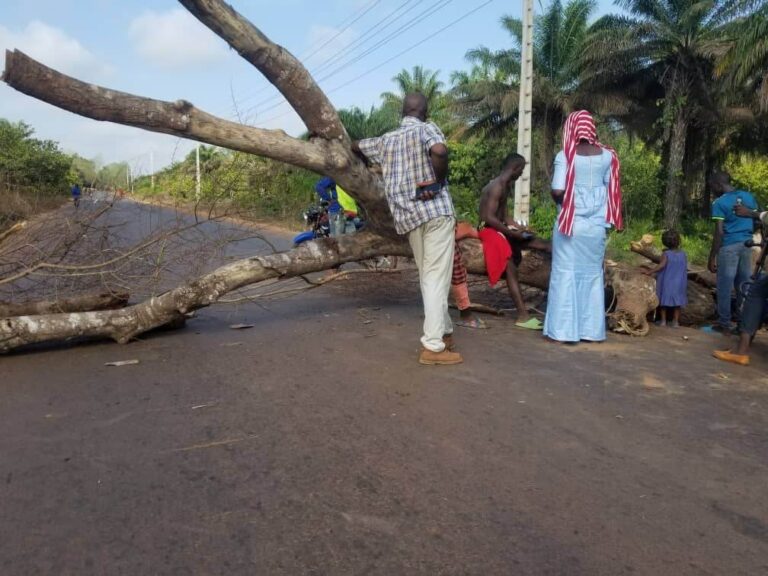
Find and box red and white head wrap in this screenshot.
[557,110,623,236]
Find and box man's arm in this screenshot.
[429,143,448,185]
[352,137,381,165]
[480,186,526,241]
[734,204,768,225]
[709,221,724,273]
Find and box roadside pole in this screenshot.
[514,0,534,223]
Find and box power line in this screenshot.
[247,0,454,118]
[241,0,421,115]
[233,0,385,106]
[309,0,421,76]
[254,0,497,127]
[301,0,385,65]
[327,0,496,96]
[316,0,454,84]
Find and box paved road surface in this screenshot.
[2,198,767,575]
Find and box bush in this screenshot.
[727,154,768,206]
[614,138,663,224]
[0,119,72,194]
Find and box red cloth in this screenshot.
[478,228,512,287]
[557,110,623,236]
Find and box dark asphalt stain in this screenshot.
[711,501,768,543]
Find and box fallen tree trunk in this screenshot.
[0,292,129,318]
[0,233,410,352]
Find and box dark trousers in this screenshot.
[740,274,768,335]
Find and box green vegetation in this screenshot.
[133,146,317,226]
[0,119,72,193]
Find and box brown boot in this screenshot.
[443,333,455,351]
[419,347,464,365]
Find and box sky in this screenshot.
[0,0,616,175]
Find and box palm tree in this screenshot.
[452,0,616,183]
[337,106,398,140]
[582,0,760,228]
[380,65,444,115]
[716,3,768,111]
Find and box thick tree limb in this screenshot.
[0,232,410,353]
[179,0,345,140]
[2,50,335,174]
[0,292,128,318]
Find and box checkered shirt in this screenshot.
[357,116,455,234]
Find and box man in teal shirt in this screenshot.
[708,171,758,331]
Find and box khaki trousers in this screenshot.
[408,216,456,352]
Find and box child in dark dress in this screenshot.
[643,230,688,327]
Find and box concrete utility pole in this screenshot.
[195,143,201,201]
[514,0,534,223]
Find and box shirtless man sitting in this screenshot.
[478,153,550,329]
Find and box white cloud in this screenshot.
[0,20,113,79]
[129,9,229,70]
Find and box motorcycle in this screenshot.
[293,202,364,247]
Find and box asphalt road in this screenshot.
[2,198,767,575]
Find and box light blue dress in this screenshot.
[543,149,613,342]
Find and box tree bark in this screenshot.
[0,292,129,318]
[662,87,689,230]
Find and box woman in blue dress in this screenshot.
[543,111,623,342]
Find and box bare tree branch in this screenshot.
[0,232,411,352]
[179,0,345,140]
[2,50,336,174]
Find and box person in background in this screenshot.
[314,176,345,237]
[478,153,549,330]
[707,171,758,333]
[353,93,461,365]
[643,229,688,327]
[451,227,487,329]
[544,110,623,343]
[713,204,768,365]
[71,182,81,208]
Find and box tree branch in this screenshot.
[0,232,411,353]
[179,0,346,140]
[2,50,335,174]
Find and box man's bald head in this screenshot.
[402,92,428,121]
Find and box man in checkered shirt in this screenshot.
[353,93,462,365]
